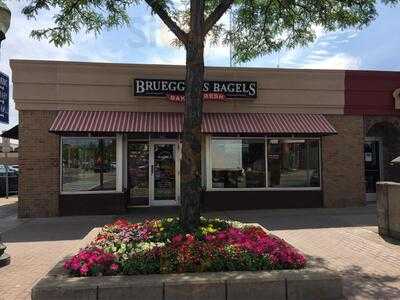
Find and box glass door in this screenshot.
[150,142,180,206]
[364,139,382,202]
[127,142,150,206]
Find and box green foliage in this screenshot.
[22,0,400,61]
[78,218,307,276]
[121,249,161,275]
[228,0,400,63]
[22,0,139,46]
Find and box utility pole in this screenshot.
[229,9,234,68]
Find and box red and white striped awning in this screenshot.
[202,113,336,134]
[50,111,183,133]
[49,111,336,135]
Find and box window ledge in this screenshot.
[206,187,322,192]
[60,190,123,195]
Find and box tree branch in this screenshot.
[204,0,234,35]
[144,0,188,44]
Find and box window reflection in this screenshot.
[212,139,266,188]
[268,139,320,188]
[62,138,116,192]
[210,138,321,189]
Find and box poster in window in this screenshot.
[212,140,242,171]
[365,152,373,162]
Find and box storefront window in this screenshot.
[211,139,266,188]
[61,138,116,192]
[268,139,320,188]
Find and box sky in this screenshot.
[0,1,400,132]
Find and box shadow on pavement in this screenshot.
[125,206,378,231]
[306,256,400,299]
[1,206,378,242]
[0,202,17,219]
[217,205,377,230]
[342,265,400,299]
[2,215,115,243]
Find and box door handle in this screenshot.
[151,165,154,175]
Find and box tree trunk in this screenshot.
[180,0,205,231]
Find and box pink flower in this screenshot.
[110,263,119,271]
[216,232,226,240]
[70,261,81,271]
[185,234,195,243]
[64,247,118,276]
[80,264,89,275]
[172,234,183,243]
[204,235,215,242]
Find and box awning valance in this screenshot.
[50,111,183,133]
[202,112,336,134]
[50,111,337,135]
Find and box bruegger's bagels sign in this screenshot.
[133,79,257,102]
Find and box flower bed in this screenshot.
[64,218,306,277]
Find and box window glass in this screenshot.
[308,140,321,187]
[62,138,116,192]
[268,139,320,188]
[212,139,266,188]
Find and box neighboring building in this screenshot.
[10,60,400,217]
[0,136,18,166]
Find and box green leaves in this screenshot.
[22,0,399,60]
[227,0,397,63]
[23,0,138,46]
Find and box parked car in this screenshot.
[7,165,19,173]
[0,165,18,176]
[10,165,19,171]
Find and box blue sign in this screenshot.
[0,72,9,124]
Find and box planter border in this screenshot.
[32,224,344,300]
[33,258,343,300]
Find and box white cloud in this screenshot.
[155,23,176,48]
[149,52,185,65]
[347,32,359,39]
[273,29,363,70]
[312,49,330,56]
[302,53,361,69]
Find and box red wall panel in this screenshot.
[345,70,400,115]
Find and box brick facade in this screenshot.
[322,115,365,208]
[16,111,367,215]
[16,61,397,216]
[18,110,60,217]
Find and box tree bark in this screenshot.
[179,0,205,231]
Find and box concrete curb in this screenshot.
[32,268,343,300]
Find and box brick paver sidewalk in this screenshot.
[0,198,114,300]
[1,200,400,299]
[222,206,400,300]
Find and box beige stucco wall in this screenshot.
[11,60,345,114]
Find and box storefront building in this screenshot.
[10,60,400,217]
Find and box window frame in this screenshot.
[206,135,322,192]
[60,135,123,195]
